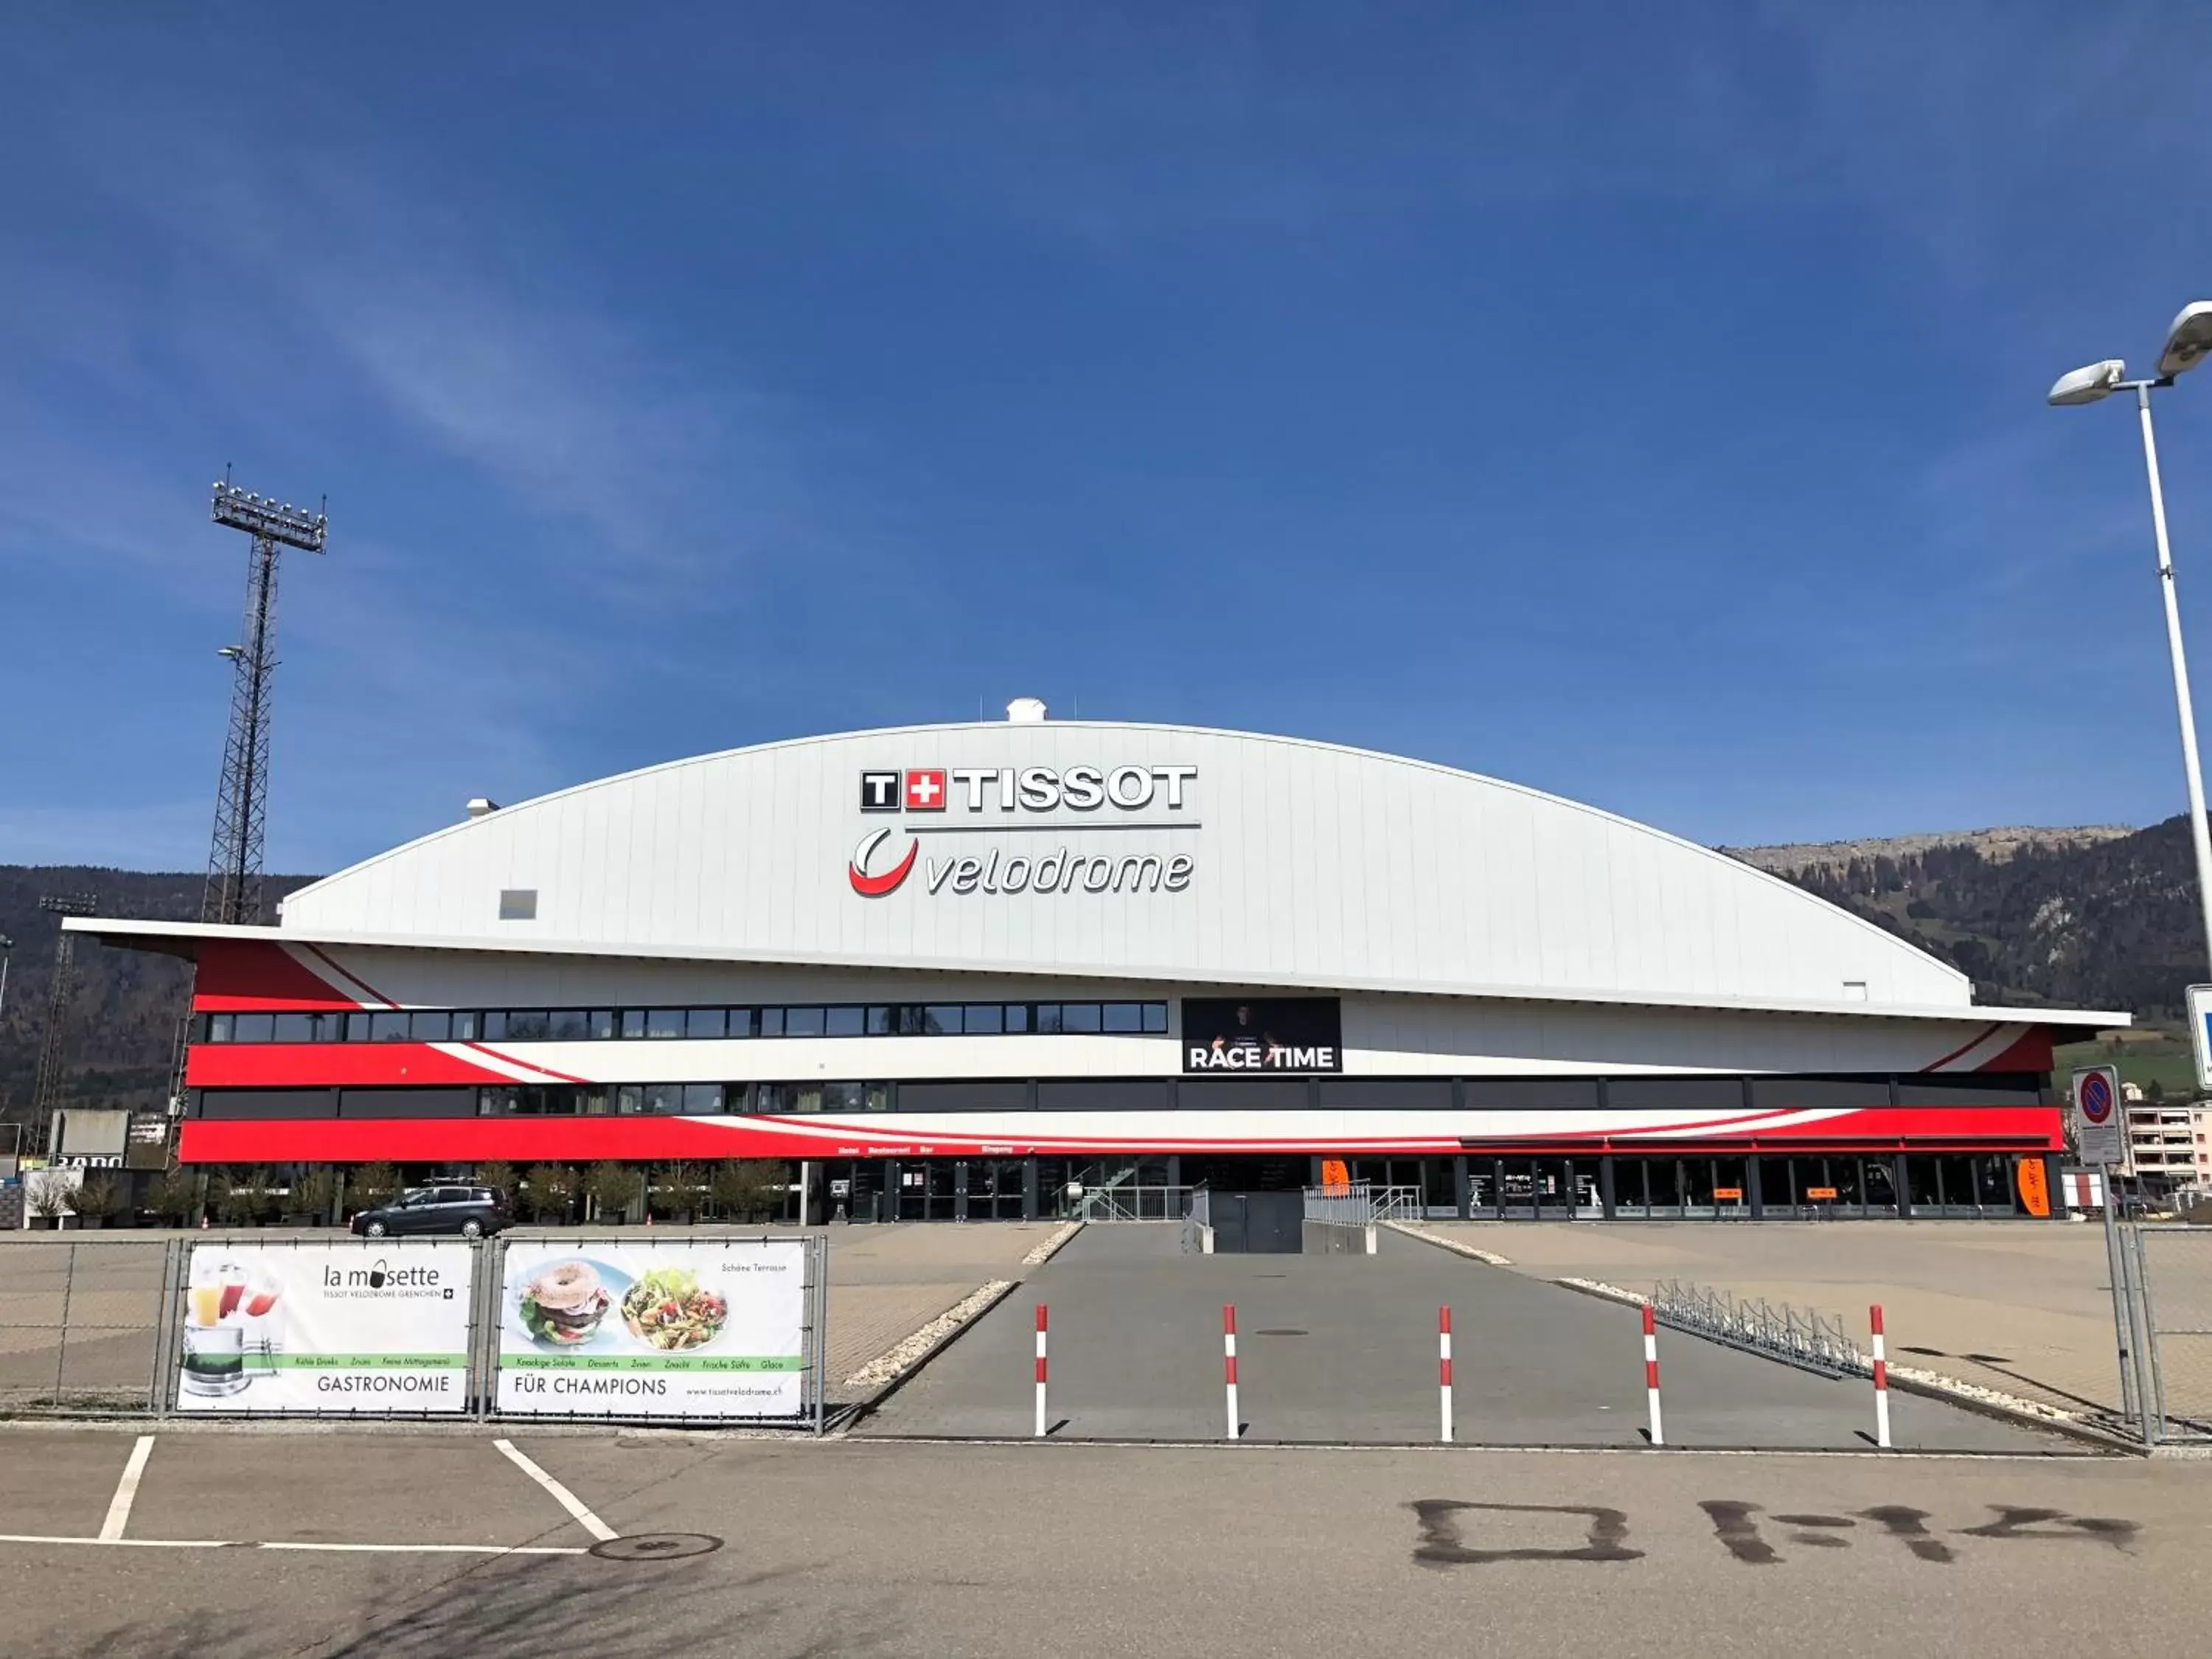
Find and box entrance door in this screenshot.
[1210,1192,1304,1253]
[964,1159,1024,1221]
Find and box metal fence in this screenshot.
[0,1233,832,1430]
[1302,1183,1425,1227]
[1075,1185,1197,1222]
[1648,1279,1865,1380]
[2110,1221,2212,1444]
[1179,1188,1213,1255]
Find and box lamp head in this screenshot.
[2048,359,2126,406]
[2157,302,2212,378]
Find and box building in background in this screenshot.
[72,708,2125,1222]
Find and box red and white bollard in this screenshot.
[1223,1304,1240,1441]
[1870,1304,1892,1449]
[1034,1304,1048,1439]
[1642,1304,1664,1447]
[1439,1307,1454,1443]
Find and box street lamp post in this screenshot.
[0,934,12,1016]
[2049,301,2212,980]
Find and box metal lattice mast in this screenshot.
[201,475,327,925]
[29,894,97,1155]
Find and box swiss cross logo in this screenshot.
[904,768,947,812]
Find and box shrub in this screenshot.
[26,1172,73,1220]
[648,1161,706,1220]
[291,1168,338,1222]
[585,1161,644,1221]
[72,1174,122,1220]
[215,1167,270,1227]
[712,1160,788,1223]
[521,1164,577,1222]
[146,1167,198,1225]
[476,1160,518,1205]
[350,1161,402,1208]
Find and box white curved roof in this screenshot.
[264,720,1975,1015]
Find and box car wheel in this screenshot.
[461,1219,484,1239]
[364,1220,388,1238]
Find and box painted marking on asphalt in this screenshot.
[98,1436,156,1543]
[494,1438,619,1543]
[0,1533,588,1556]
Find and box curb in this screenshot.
[1547,1276,2138,1456]
[1383,1220,1513,1265]
[840,1279,1020,1416]
[1018,1220,1083,1268]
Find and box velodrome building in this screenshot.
[75,705,2121,1222]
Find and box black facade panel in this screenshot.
[1178,1077,1310,1112]
[198,1090,337,1120]
[1461,1078,1601,1110]
[1748,1076,1892,1111]
[338,1088,476,1119]
[898,1081,1033,1114]
[1037,1079,1172,1112]
[1316,1079,1452,1110]
[1604,1077,1742,1111]
[1893,1073,2044,1108]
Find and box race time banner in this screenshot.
[495,1238,808,1419]
[176,1242,474,1414]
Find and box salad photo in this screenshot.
[620,1266,729,1351]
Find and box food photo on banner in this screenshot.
[495,1239,807,1419]
[175,1243,473,1413]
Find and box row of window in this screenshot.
[201,1001,1173,1046]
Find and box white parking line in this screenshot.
[493,1439,619,1543]
[0,1533,588,1556]
[98,1436,156,1543]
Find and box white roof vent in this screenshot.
[1006,698,1048,724]
[466,797,501,820]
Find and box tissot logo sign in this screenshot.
[848,763,1199,899]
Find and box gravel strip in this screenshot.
[1385,1221,1514,1265]
[842,1280,1015,1393]
[1020,1221,1082,1267]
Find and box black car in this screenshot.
[351,1183,510,1239]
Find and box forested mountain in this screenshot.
[1726,815,2210,1015]
[3,824,2204,1125]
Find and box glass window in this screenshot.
[725,1008,755,1039]
[616,1085,643,1114]
[580,1088,612,1115]
[370,1011,411,1043]
[1102,1003,1142,1033]
[1061,1003,1102,1033]
[1034,1004,1065,1034]
[646,1009,685,1040]
[864,1082,891,1113]
[785,1006,826,1037]
[345,1011,372,1043]
[506,1011,552,1040]
[681,1083,723,1114]
[588,1009,616,1040]
[686,1008,727,1040]
[620,1009,647,1039]
[478,1087,512,1116]
[272,1012,317,1043]
[451,1011,480,1042]
[481,1012,509,1041]
[547,1009,591,1041]
[231,1012,274,1043]
[642,1082,684,1115]
[205,1013,234,1043]
[1005,1004,1032,1033]
[759,1006,785,1037]
[897,1005,926,1035]
[407,1010,450,1042]
[925,1005,961,1035]
[821,1081,867,1113]
[1143,1003,1169,1034]
[963,1004,1004,1034]
[826,1006,865,1037]
[866,1006,895,1036]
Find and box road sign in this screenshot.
[2189,985,2212,1093]
[2071,1065,2125,1166]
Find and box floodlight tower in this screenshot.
[29,893,97,1155]
[202,474,327,925]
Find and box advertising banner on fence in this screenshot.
[176,1243,474,1413]
[495,1239,807,1418]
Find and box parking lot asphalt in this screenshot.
[0,1425,2197,1658]
[860,1226,2055,1449]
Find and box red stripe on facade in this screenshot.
[192,941,364,1012]
[1974,1027,2056,1074]
[1919,1023,2001,1073]
[299,943,399,1008]
[186,1043,512,1089]
[173,1104,2065,1165]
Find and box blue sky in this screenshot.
[8,4,2212,872]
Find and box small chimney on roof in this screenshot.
[1006,697,1047,724]
[466,797,500,820]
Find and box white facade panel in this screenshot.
[279,720,1972,1012]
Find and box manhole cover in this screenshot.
[591,1533,724,1562]
[1254,1329,1308,1337]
